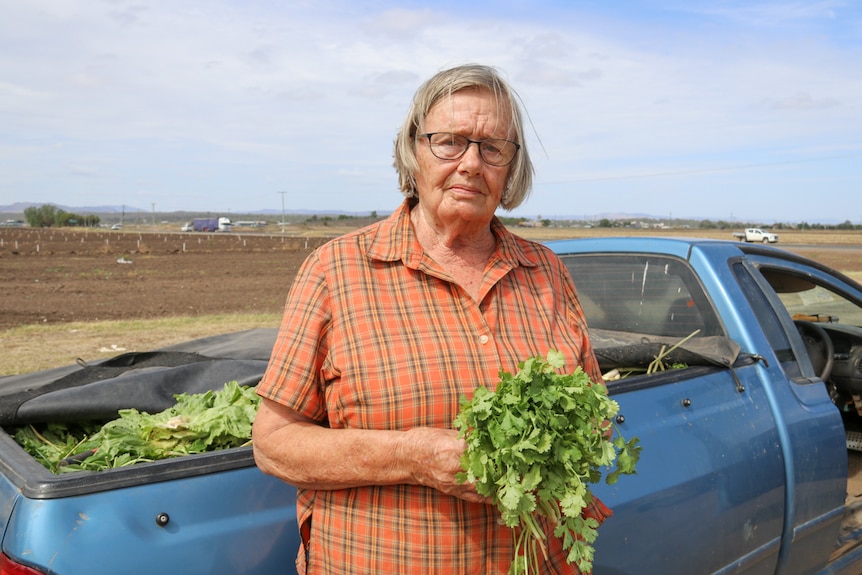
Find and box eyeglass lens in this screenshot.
[424,133,518,166]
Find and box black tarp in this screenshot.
[0,326,740,427]
[589,328,740,370]
[0,328,278,426]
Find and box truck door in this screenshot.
[735,254,849,574]
[561,253,787,575]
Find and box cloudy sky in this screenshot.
[1,0,860,223]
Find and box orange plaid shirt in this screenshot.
[258,200,610,575]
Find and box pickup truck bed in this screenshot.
[3,237,862,575]
[0,329,300,575]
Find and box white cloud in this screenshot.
[676,0,850,27]
[361,8,447,37]
[0,0,859,221]
[763,92,841,110]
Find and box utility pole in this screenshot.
[277,191,287,231]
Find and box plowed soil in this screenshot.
[2,227,861,331]
[0,228,330,330]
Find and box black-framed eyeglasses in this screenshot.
[418,132,520,167]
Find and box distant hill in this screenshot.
[0,202,674,221]
[0,202,146,214]
[0,202,844,226]
[0,202,378,218]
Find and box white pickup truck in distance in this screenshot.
[732,228,779,243]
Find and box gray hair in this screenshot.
[393,64,534,211]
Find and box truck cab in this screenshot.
[548,237,860,574]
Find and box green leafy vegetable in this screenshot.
[453,350,641,574]
[12,381,260,473]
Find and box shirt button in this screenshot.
[479,334,490,345]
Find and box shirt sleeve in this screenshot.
[257,249,332,423]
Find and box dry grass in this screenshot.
[1,313,280,376]
[102,221,862,245]
[3,225,861,378]
[5,271,861,377]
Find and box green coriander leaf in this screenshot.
[546,349,565,369]
[454,350,642,575]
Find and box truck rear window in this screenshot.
[561,253,723,339]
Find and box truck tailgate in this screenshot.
[2,462,299,575]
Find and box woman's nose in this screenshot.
[458,141,484,171]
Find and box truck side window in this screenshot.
[562,254,722,338]
[733,262,804,378]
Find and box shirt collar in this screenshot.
[365,199,537,270]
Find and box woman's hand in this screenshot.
[401,427,491,504]
[255,399,490,502]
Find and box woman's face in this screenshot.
[413,88,512,229]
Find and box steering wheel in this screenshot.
[794,320,835,382]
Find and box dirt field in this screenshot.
[2,226,862,331]
[0,227,333,330]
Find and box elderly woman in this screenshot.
[253,64,608,574]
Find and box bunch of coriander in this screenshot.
[454,350,640,574]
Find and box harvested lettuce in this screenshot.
[11,381,260,473]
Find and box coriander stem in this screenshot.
[29,424,57,448]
